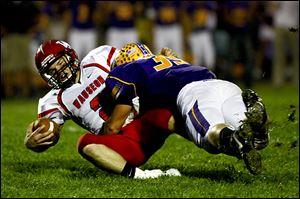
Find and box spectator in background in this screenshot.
[30,2,69,82]
[185,1,217,71]
[37,1,69,41]
[134,2,153,47]
[213,1,231,80]
[256,2,275,81]
[65,0,98,60]
[148,1,184,57]
[104,1,139,49]
[224,1,254,88]
[271,1,299,87]
[1,1,40,98]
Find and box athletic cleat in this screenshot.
[252,125,269,150]
[245,101,268,130]
[220,89,267,174]
[219,124,262,174]
[163,168,181,177]
[144,169,165,178]
[134,168,182,179]
[242,89,267,128]
[242,89,269,150]
[134,168,164,179]
[233,126,262,175]
[242,89,261,109]
[242,148,262,175]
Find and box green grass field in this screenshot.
[1,82,299,198]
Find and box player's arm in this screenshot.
[25,97,64,153]
[26,90,66,152]
[103,76,137,135]
[103,104,132,135]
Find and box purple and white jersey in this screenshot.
[38,45,119,134]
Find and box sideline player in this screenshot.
[104,43,269,175]
[24,40,181,179]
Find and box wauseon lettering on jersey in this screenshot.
[38,46,118,134]
[106,55,216,114]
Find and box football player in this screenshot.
[104,43,269,175]
[24,40,181,179]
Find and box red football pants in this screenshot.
[77,109,173,166]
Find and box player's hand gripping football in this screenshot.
[24,118,60,152]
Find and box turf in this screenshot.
[1,82,299,198]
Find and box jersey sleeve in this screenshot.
[105,75,137,106]
[38,89,67,125]
[81,45,119,70]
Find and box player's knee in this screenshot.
[79,143,114,165]
[77,133,95,154]
[82,143,106,158]
[81,143,127,174]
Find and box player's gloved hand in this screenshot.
[159,47,178,58]
[24,121,55,152]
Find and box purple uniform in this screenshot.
[105,55,216,114]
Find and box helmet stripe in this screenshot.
[136,43,150,55]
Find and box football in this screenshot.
[33,117,60,145]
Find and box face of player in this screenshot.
[48,55,80,86]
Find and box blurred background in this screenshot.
[1,0,299,99]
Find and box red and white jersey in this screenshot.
[38,45,119,134]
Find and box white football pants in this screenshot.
[177,79,247,148]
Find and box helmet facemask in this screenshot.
[39,51,79,89]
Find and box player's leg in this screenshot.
[136,109,181,177]
[177,80,263,174]
[223,88,269,152]
[80,141,131,174]
[139,108,175,132]
[140,108,189,140]
[77,132,168,179]
[121,109,174,160]
[123,110,181,177]
[177,80,227,152]
[77,112,178,179]
[221,84,265,174]
[77,119,147,171]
